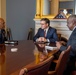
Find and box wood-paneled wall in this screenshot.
[0,0,6,22]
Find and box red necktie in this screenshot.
[44,30,46,37]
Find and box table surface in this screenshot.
[0,40,57,75]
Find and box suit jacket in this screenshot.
[60,28,76,57]
[0,29,6,44]
[33,27,58,43]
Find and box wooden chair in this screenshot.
[48,46,71,75]
[6,27,13,40]
[57,33,67,41]
[61,37,67,43]
[71,71,76,75]
[57,34,61,41]
[71,61,76,75]
[19,56,54,75]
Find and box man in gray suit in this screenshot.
[56,15,76,75]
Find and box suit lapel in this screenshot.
[41,29,45,37]
[67,28,76,45]
[69,28,76,40]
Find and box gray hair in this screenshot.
[68,15,76,23]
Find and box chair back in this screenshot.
[71,71,76,75]
[19,56,54,75]
[57,33,67,42]
[55,46,71,75]
[57,34,61,41]
[27,28,33,40]
[61,37,67,43]
[6,28,13,40]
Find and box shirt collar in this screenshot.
[44,27,49,33]
[73,26,76,31]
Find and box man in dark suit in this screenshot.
[33,18,58,43]
[56,15,76,75]
[0,18,6,44]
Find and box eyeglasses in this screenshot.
[40,23,47,25]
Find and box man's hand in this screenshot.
[60,41,66,45]
[56,41,62,49]
[38,44,45,48]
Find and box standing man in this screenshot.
[56,15,76,75]
[33,18,58,43]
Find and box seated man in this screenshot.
[0,18,6,44]
[33,18,58,43]
[56,15,76,75]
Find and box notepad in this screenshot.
[45,46,57,51]
[5,40,18,44]
[11,48,18,52]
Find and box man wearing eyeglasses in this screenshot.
[33,18,58,43]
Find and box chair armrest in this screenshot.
[48,71,56,75]
[53,59,58,64]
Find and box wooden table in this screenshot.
[0,40,57,75]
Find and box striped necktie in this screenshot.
[44,30,46,37]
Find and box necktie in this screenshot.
[44,30,46,37]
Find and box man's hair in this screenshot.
[40,18,50,26]
[68,15,76,23]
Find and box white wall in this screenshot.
[6,0,36,40]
